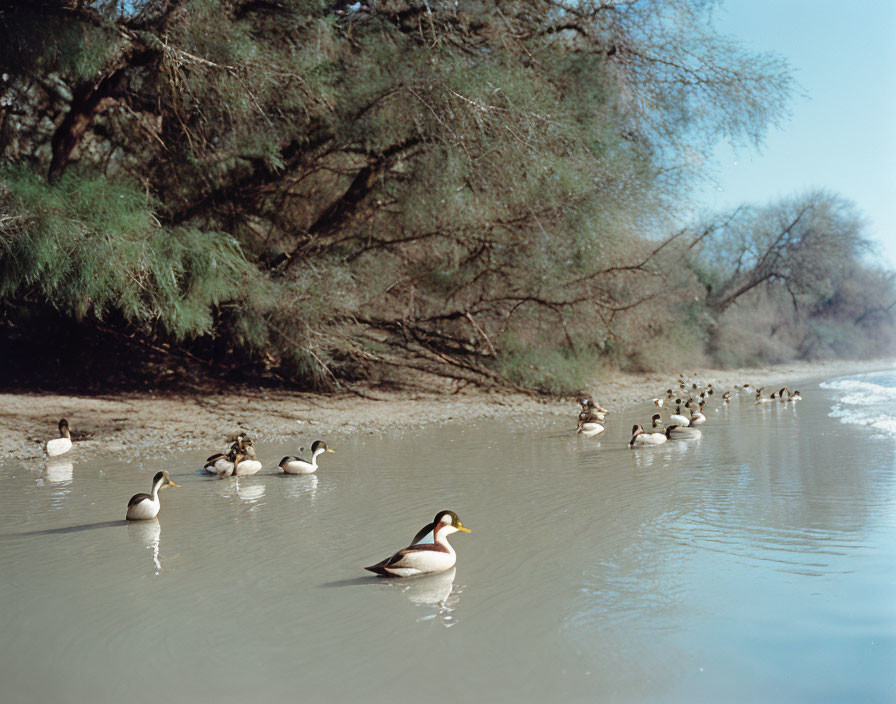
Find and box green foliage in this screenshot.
[0,167,271,341]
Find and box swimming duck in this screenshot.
[722,391,731,403]
[653,397,664,408]
[204,435,245,476]
[669,402,690,427]
[788,389,802,402]
[365,510,471,577]
[232,437,263,476]
[126,471,179,520]
[777,387,789,402]
[690,402,706,425]
[279,440,335,474]
[46,419,72,457]
[665,424,702,439]
[629,423,667,446]
[577,410,605,437]
[755,388,772,405]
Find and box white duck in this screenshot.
[46,419,73,457]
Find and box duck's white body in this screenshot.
[205,454,237,476]
[789,391,802,402]
[366,511,470,578]
[666,425,702,439]
[127,492,162,521]
[690,411,706,425]
[46,437,72,457]
[233,458,262,476]
[669,413,690,426]
[629,424,668,446]
[578,421,605,437]
[632,431,667,446]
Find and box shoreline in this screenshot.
[3,358,892,464]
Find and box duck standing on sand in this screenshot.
[280,440,335,474]
[46,419,72,457]
[365,510,471,577]
[126,471,179,520]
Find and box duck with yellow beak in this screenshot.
[126,471,179,520]
[365,510,471,577]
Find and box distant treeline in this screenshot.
[1,1,893,392]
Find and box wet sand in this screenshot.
[2,359,892,463]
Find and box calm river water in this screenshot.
[2,373,895,702]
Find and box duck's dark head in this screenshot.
[433,509,470,535]
[311,440,335,454]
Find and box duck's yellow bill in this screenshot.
[326,448,335,453]
[457,525,471,533]
[169,481,181,487]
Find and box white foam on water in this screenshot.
[821,372,896,437]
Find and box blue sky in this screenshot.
[696,0,896,268]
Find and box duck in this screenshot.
[669,401,690,427]
[755,388,772,405]
[690,402,706,425]
[279,440,335,474]
[629,423,667,446]
[577,408,605,436]
[204,435,245,476]
[579,397,608,420]
[46,418,72,457]
[776,387,789,402]
[232,436,262,476]
[575,391,594,411]
[722,391,731,403]
[204,446,241,477]
[653,397,664,408]
[126,471,179,520]
[788,389,802,402]
[665,424,702,439]
[365,510,471,577]
[650,412,663,429]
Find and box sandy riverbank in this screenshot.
[2,359,892,463]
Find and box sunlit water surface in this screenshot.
[2,373,895,703]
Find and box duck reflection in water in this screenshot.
[215,478,266,505]
[283,473,319,502]
[382,568,464,627]
[127,518,161,574]
[44,458,73,484]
